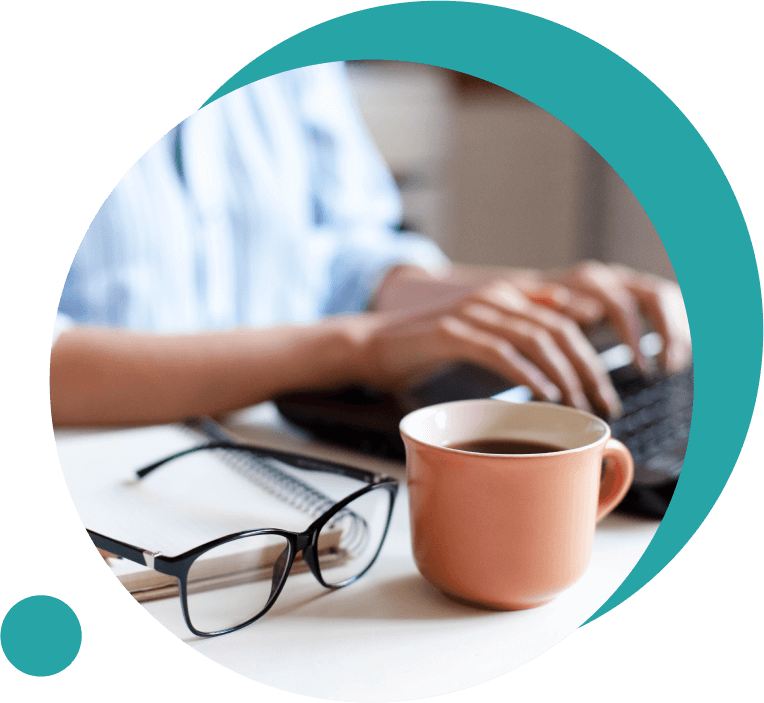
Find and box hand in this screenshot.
[553,261,692,373]
[377,262,691,376]
[358,279,623,416]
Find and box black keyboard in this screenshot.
[606,363,693,517]
[610,369,693,484]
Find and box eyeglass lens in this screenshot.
[317,487,393,587]
[185,533,291,634]
[182,486,393,633]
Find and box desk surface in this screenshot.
[57,403,659,703]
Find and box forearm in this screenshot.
[50,320,366,427]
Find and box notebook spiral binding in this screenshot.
[184,418,370,554]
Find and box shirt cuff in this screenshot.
[323,234,450,315]
[52,313,75,348]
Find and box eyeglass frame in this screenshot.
[87,441,399,637]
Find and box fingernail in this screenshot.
[606,387,622,409]
[663,350,676,373]
[574,393,591,412]
[544,385,562,403]
[668,348,685,373]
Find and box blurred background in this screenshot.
[346,60,676,280]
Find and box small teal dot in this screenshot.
[2,596,81,676]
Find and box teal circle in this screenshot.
[2,596,82,676]
[202,2,761,623]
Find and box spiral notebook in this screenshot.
[56,424,347,602]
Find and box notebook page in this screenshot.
[56,424,324,557]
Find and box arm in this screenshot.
[51,284,582,428]
[50,320,364,426]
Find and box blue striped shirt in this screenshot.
[57,62,447,337]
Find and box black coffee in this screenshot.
[446,439,565,455]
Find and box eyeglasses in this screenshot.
[88,441,398,637]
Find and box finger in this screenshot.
[456,304,591,411]
[464,298,621,416]
[436,315,562,403]
[625,278,692,373]
[526,307,623,416]
[505,324,593,412]
[523,284,571,309]
[570,265,647,372]
[554,291,605,323]
[523,285,604,323]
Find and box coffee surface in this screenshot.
[446,438,566,455]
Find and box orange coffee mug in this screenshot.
[400,399,633,610]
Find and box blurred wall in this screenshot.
[346,61,677,281]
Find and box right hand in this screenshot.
[354,280,622,417]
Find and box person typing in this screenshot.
[50,62,690,427]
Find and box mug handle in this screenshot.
[596,438,635,522]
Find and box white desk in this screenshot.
[57,403,658,703]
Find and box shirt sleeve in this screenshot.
[295,63,450,315]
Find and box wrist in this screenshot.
[367,264,436,312]
[332,313,391,388]
[370,264,433,312]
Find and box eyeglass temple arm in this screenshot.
[87,529,166,570]
[135,441,390,485]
